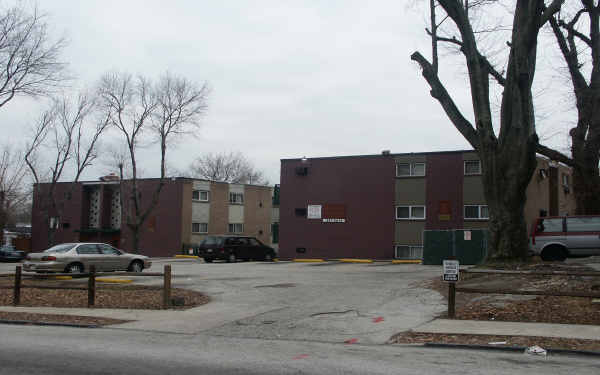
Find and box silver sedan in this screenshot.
[23,243,152,273]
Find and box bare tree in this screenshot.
[98,71,208,253]
[0,3,68,108]
[0,145,29,244]
[25,92,108,245]
[412,0,563,260]
[190,151,269,185]
[536,1,600,215]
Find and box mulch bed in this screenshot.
[0,277,210,310]
[394,260,600,352]
[424,261,600,325]
[389,332,600,352]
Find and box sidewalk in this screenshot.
[0,303,286,334]
[414,318,600,341]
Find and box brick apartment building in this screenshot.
[279,150,575,260]
[31,177,276,257]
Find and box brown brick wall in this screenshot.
[181,182,192,245]
[244,186,273,245]
[209,182,229,235]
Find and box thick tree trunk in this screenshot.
[480,146,536,260]
[572,164,600,215]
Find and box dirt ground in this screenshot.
[393,259,600,352]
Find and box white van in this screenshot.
[529,216,600,261]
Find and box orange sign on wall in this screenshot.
[438,200,451,221]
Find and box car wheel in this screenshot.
[227,253,237,263]
[204,258,213,263]
[128,260,144,273]
[541,246,567,262]
[264,252,273,262]
[66,263,84,274]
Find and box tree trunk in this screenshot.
[480,148,536,260]
[572,163,600,215]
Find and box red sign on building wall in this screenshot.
[322,204,346,223]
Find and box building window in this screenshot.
[192,190,209,202]
[464,160,481,175]
[396,205,426,220]
[228,223,244,233]
[395,245,423,260]
[464,205,489,219]
[192,222,208,233]
[229,192,244,204]
[562,173,569,187]
[396,163,426,177]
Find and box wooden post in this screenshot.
[88,265,96,307]
[448,282,456,318]
[163,265,171,309]
[13,265,21,306]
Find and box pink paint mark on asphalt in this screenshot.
[293,354,309,360]
[372,316,384,323]
[344,338,358,344]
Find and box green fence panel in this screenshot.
[423,229,488,265]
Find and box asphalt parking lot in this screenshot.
[149,259,445,344]
[0,259,446,344]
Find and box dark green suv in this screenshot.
[198,235,276,263]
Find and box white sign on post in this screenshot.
[307,205,322,219]
[443,260,459,282]
[464,230,471,241]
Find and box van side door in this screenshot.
[565,217,600,256]
[535,218,565,253]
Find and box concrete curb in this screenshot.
[339,258,373,263]
[391,260,422,264]
[96,278,133,284]
[174,255,199,259]
[293,259,325,262]
[423,342,600,357]
[0,319,99,329]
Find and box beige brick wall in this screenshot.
[244,185,272,245]
[209,182,229,235]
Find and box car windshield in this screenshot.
[44,243,76,253]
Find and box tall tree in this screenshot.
[98,72,208,253]
[190,151,268,185]
[25,92,108,245]
[0,145,29,244]
[412,0,563,260]
[0,3,68,108]
[536,1,600,215]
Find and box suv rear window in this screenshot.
[202,236,224,247]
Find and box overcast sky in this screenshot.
[1,0,574,184]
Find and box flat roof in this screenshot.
[281,149,477,162]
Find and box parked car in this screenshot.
[198,235,276,263]
[529,215,600,261]
[23,243,152,273]
[0,245,26,262]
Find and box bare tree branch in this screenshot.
[190,152,269,185]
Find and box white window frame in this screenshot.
[396,162,426,177]
[191,222,208,234]
[395,245,424,260]
[464,205,489,220]
[229,192,244,205]
[228,223,244,234]
[464,160,481,175]
[396,205,426,220]
[192,190,210,202]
